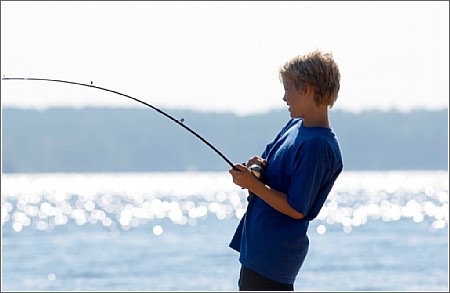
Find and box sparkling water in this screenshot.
[2,171,448,291]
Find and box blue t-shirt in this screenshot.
[229,118,343,284]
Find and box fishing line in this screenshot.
[2,77,238,170]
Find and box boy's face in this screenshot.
[282,78,304,118]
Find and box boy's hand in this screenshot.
[229,164,261,190]
[246,156,267,169]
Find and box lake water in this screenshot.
[1,171,448,291]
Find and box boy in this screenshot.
[229,50,343,291]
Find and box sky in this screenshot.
[1,1,449,115]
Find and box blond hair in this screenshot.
[279,50,341,108]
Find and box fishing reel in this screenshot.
[247,164,265,202]
[248,164,265,182]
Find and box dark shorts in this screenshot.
[238,265,294,291]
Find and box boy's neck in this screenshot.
[301,108,330,128]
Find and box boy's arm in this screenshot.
[229,164,305,220]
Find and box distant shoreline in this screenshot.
[2,108,448,172]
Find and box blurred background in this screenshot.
[1,1,448,291]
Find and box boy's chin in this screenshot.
[289,110,300,119]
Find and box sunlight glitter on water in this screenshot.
[2,171,448,233]
[319,171,449,233]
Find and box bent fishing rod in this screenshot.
[2,76,238,171]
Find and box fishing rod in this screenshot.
[2,77,239,171]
